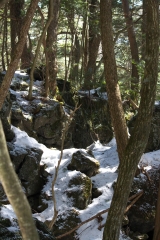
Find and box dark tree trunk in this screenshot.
[100,0,128,163]
[10,0,24,58]
[46,0,60,97]
[0,0,39,109]
[122,0,139,97]
[100,0,159,239]
[84,0,101,89]
[141,0,147,60]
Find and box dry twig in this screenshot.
[49,104,81,230]
[55,190,144,237]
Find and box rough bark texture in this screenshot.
[0,0,39,110]
[100,0,128,162]
[0,120,39,240]
[10,0,24,59]
[84,0,101,89]
[153,177,160,240]
[46,0,60,97]
[28,0,54,100]
[122,0,139,93]
[101,0,159,239]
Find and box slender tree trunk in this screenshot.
[141,0,147,61]
[122,0,139,97]
[46,0,60,97]
[101,0,159,239]
[0,0,39,110]
[0,120,39,240]
[1,4,7,70]
[28,0,54,100]
[84,0,101,89]
[100,0,128,163]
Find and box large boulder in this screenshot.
[51,209,81,240]
[66,171,92,210]
[127,165,160,234]
[128,102,160,152]
[73,88,113,147]
[7,143,44,197]
[67,150,100,177]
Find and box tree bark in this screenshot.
[28,0,54,100]
[84,0,101,89]
[100,0,128,163]
[46,0,60,97]
[0,0,39,110]
[0,120,39,240]
[122,0,139,95]
[100,0,159,239]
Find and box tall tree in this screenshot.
[84,0,101,89]
[100,0,128,163]
[0,120,39,240]
[0,0,39,110]
[100,0,159,240]
[45,0,60,97]
[122,0,139,97]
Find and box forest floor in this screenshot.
[1,71,160,239]
[1,125,160,239]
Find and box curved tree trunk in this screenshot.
[0,0,39,110]
[0,120,39,240]
[100,0,128,163]
[100,0,159,239]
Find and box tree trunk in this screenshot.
[100,0,128,163]
[100,0,159,239]
[0,120,39,240]
[122,0,139,97]
[46,0,60,97]
[28,0,54,100]
[84,0,101,89]
[153,177,160,240]
[0,0,39,110]
[10,0,24,59]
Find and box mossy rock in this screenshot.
[68,150,100,177]
[51,208,81,240]
[66,172,92,209]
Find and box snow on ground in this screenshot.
[1,126,160,239]
[1,71,160,239]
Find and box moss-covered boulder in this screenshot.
[128,103,160,152]
[66,172,92,209]
[51,208,81,240]
[68,150,100,177]
[127,167,160,234]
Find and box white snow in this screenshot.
[1,126,160,239]
[1,71,160,239]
